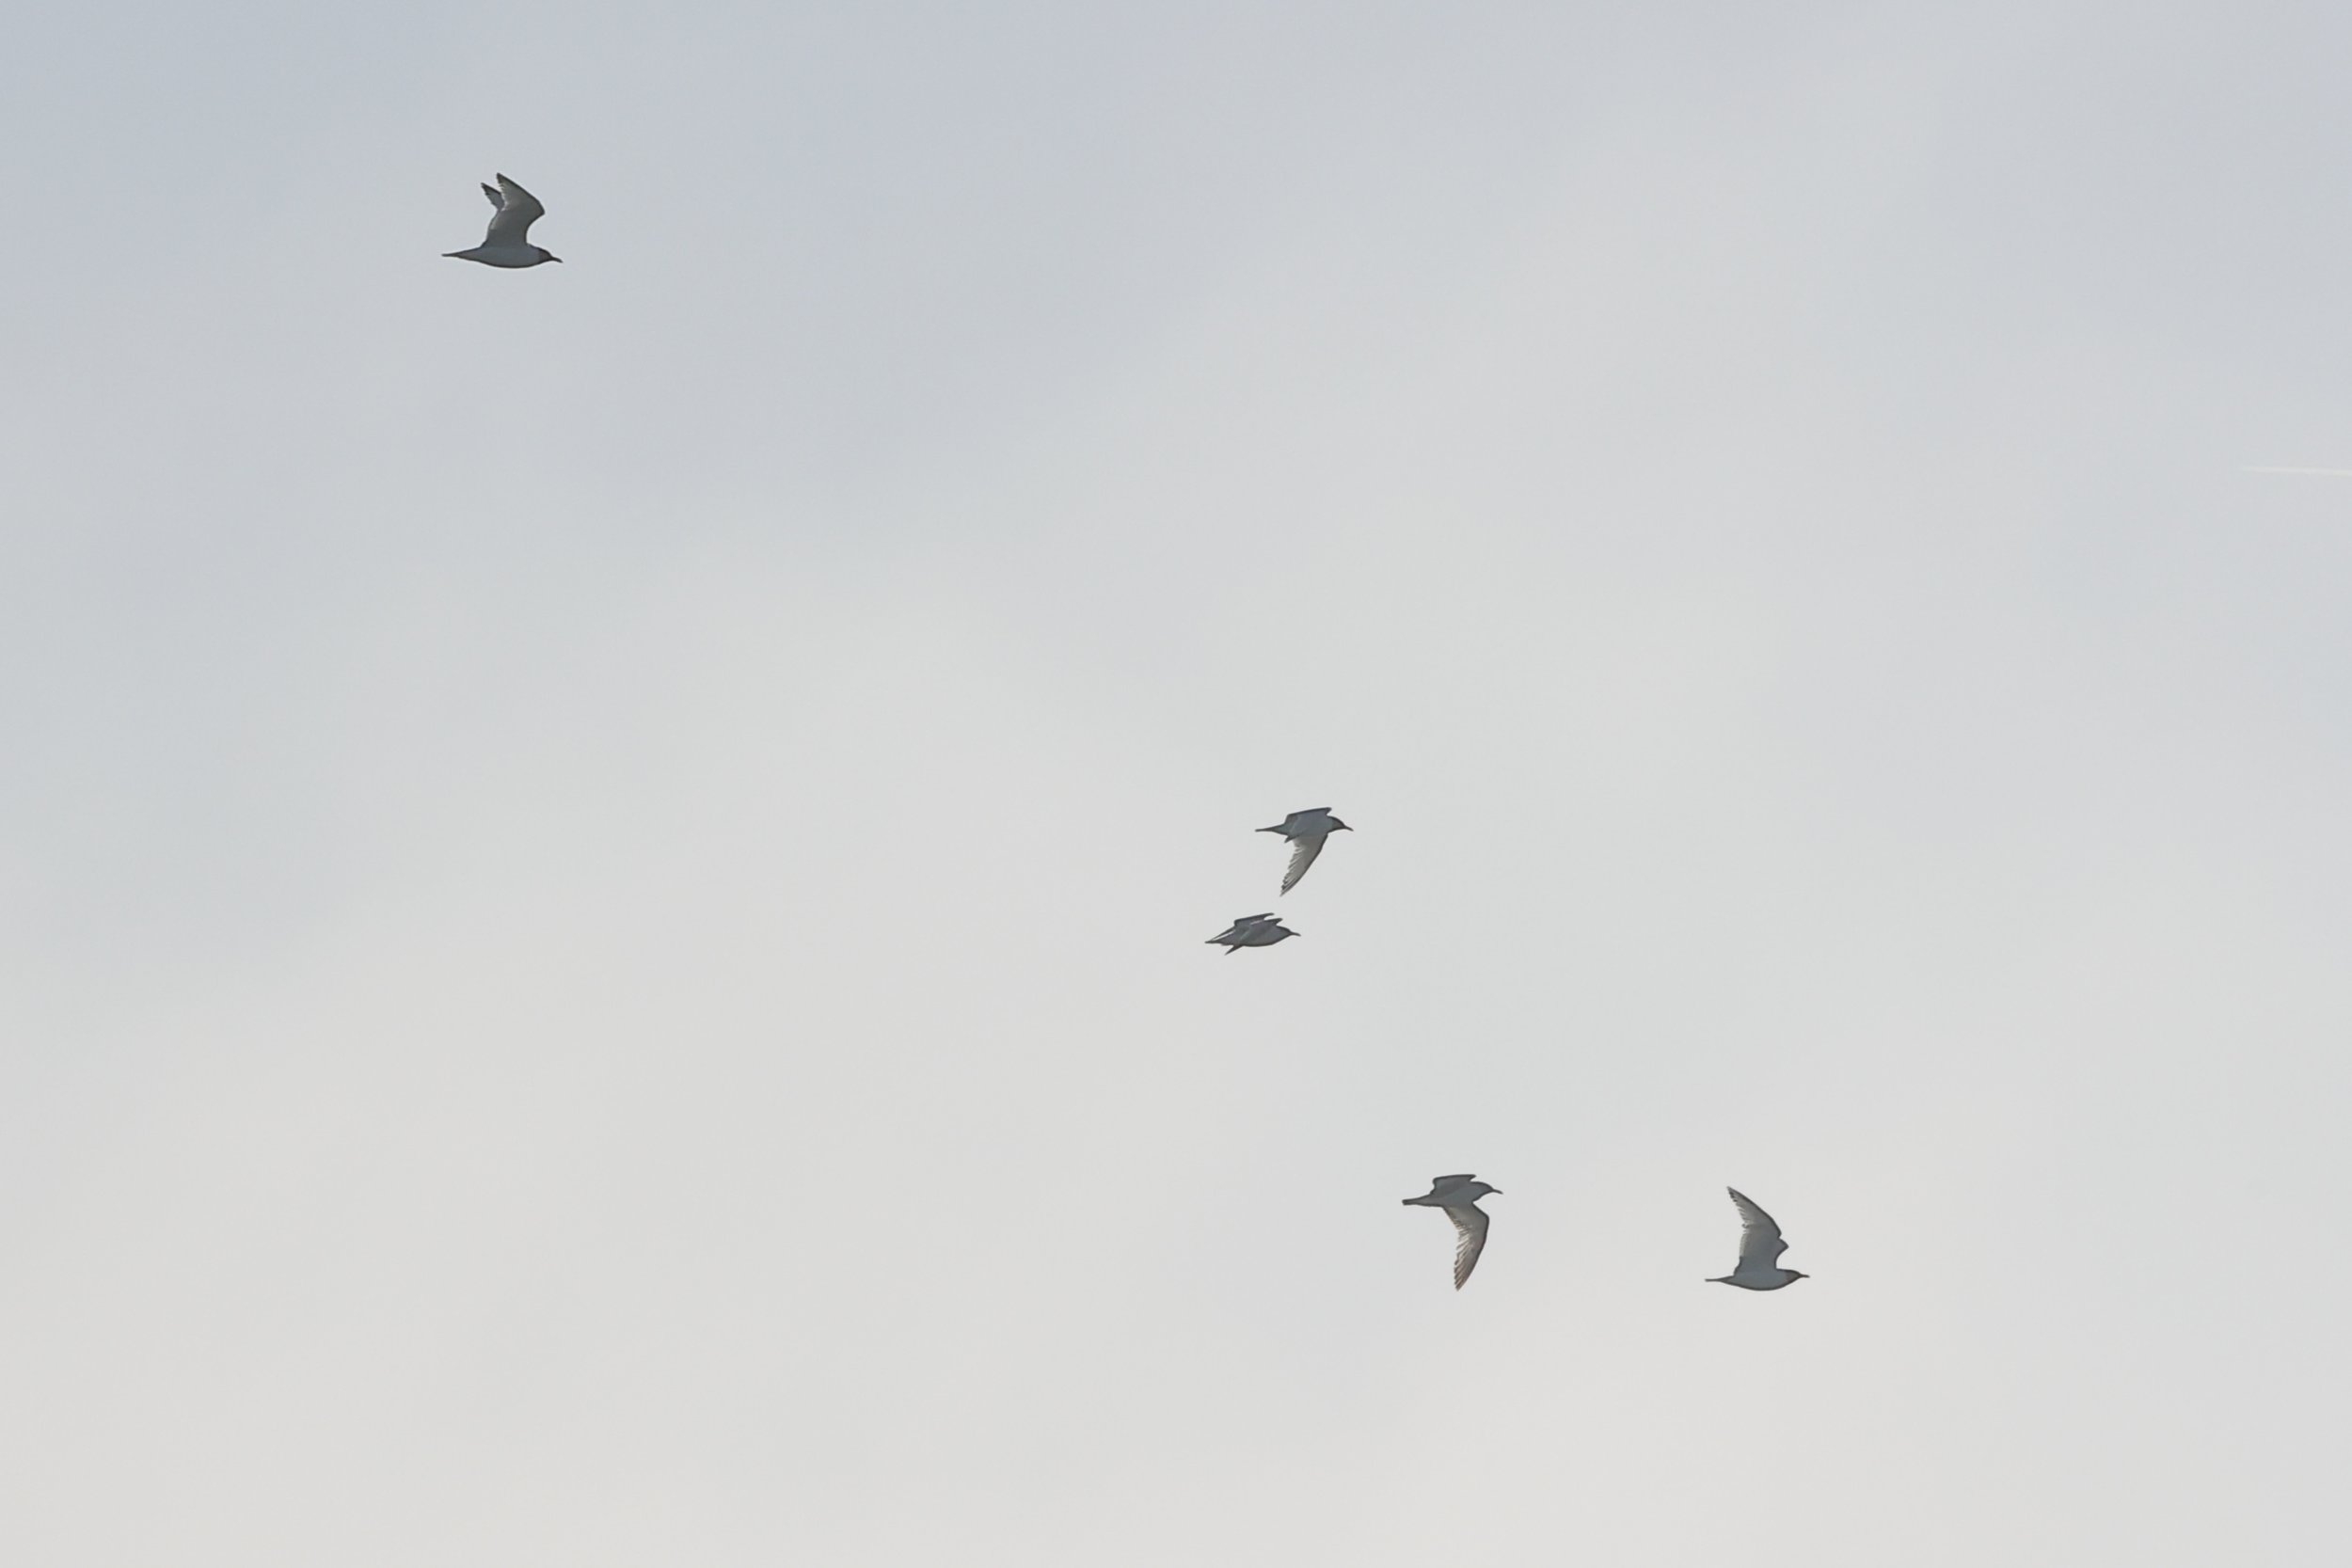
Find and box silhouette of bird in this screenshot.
[1205,913,1296,954]
[1708,1188,1808,1291]
[1401,1174,1501,1289]
[1258,807,1351,894]
[444,174,562,267]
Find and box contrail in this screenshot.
[2244,466,2352,477]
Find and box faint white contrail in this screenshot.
[2244,466,2352,477]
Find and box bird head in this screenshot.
[540,249,564,263]
[1468,1181,1500,1198]
[1330,817,1352,831]
[1787,1271,1809,1282]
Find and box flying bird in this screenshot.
[1401,1174,1501,1290]
[1258,807,1351,894]
[1205,913,1296,954]
[444,174,562,267]
[1708,1188,1807,1291]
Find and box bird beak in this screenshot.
[547,255,564,263]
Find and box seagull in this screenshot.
[1205,913,1296,954]
[444,174,562,267]
[1401,1174,1501,1290]
[1708,1188,1807,1291]
[1258,807,1351,895]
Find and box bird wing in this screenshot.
[1726,1188,1788,1269]
[1279,832,1327,894]
[483,174,546,245]
[1431,1174,1477,1188]
[1444,1205,1490,1289]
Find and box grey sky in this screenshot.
[6,2,2352,1562]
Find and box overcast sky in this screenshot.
[7,2,2352,1563]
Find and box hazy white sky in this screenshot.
[7,2,2352,1562]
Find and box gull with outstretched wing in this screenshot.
[1708,1187,1808,1291]
[1257,807,1350,895]
[1401,1174,1501,1290]
[445,174,562,268]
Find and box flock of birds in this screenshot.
[1201,807,1347,954]
[445,173,1809,1298]
[1210,795,1807,1293]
